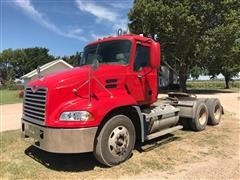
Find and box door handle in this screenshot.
[137,68,153,79]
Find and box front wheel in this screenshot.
[94,115,136,166]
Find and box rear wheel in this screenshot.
[206,98,222,125]
[94,115,135,166]
[190,101,208,131]
[179,118,191,130]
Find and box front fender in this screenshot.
[47,93,137,128]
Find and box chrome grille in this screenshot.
[23,87,47,124]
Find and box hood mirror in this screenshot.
[79,52,83,66]
[37,65,42,78]
[92,59,99,71]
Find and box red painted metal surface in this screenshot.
[27,34,161,128]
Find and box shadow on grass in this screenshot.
[24,134,183,172]
[25,146,105,172]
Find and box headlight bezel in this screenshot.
[59,111,93,121]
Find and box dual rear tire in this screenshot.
[206,98,222,125]
[190,101,208,131]
[184,98,222,131]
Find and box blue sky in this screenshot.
[1,0,133,56]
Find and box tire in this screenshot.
[179,118,191,130]
[190,101,208,131]
[94,115,136,167]
[206,98,222,125]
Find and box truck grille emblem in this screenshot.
[31,85,38,93]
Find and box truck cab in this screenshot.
[22,34,223,166]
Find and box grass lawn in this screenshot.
[0,112,239,179]
[187,80,240,90]
[0,90,23,105]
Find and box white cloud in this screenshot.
[90,33,99,40]
[90,33,113,40]
[75,0,130,39]
[65,29,87,41]
[69,28,83,34]
[13,0,132,43]
[109,2,132,9]
[75,0,118,22]
[13,0,87,41]
[113,19,129,31]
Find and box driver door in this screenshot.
[127,42,158,104]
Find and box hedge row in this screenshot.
[187,80,240,89]
[0,81,24,90]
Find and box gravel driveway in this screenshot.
[1,91,239,179]
[197,92,240,119]
[0,103,23,132]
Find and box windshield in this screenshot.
[81,40,131,66]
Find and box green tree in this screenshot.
[128,0,239,92]
[23,47,55,74]
[0,47,55,81]
[189,65,203,80]
[0,49,17,81]
[62,51,81,67]
[199,10,240,88]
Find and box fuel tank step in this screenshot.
[146,125,183,141]
[143,104,179,121]
[143,104,180,134]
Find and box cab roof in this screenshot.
[86,34,154,47]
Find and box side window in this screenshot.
[134,44,150,71]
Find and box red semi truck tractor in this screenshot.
[22,34,223,166]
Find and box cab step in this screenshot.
[146,125,183,141]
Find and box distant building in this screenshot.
[21,59,73,86]
[158,61,179,89]
[14,78,24,85]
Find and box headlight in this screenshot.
[60,111,93,121]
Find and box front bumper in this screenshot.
[22,120,98,153]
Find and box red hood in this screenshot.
[26,64,134,128]
[28,64,128,89]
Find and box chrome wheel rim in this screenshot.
[214,104,221,120]
[199,108,207,125]
[108,126,129,156]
